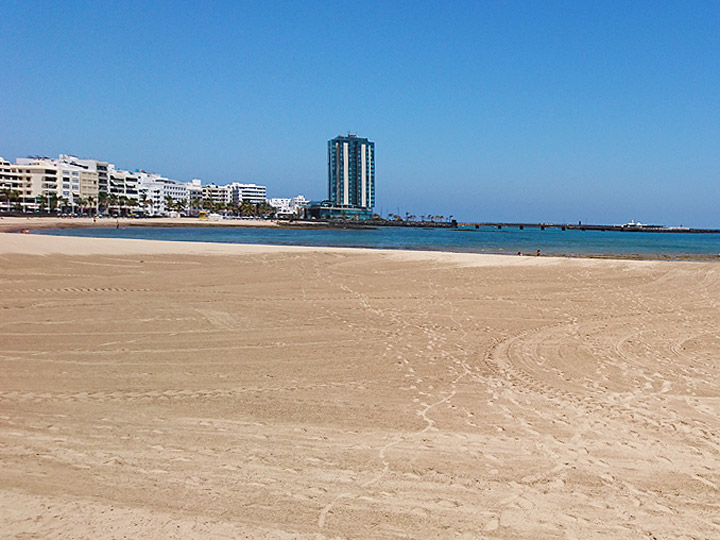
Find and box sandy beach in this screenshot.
[0,216,280,234]
[1,232,719,539]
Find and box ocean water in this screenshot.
[34,224,720,258]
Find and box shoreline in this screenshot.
[0,231,712,267]
[0,231,565,267]
[0,216,281,234]
[2,216,719,262]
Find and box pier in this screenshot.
[457,223,720,234]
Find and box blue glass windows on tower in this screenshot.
[328,134,375,209]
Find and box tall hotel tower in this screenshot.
[328,134,375,209]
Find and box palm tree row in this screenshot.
[1,189,278,218]
[192,198,275,217]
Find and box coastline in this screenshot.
[0,231,591,268]
[0,216,281,234]
[3,216,720,262]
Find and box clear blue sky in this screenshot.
[2,1,719,226]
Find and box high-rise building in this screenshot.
[328,134,374,209]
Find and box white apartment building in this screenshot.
[227,183,267,205]
[15,157,99,212]
[1,157,27,211]
[2,153,274,216]
[137,172,189,216]
[202,183,231,205]
[187,179,203,202]
[268,195,308,216]
[199,183,268,207]
[107,165,139,202]
[7,160,51,211]
[57,155,107,196]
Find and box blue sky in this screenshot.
[2,1,719,226]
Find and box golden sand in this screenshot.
[0,216,280,234]
[1,233,719,539]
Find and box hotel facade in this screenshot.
[328,134,375,210]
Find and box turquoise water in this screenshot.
[34,225,720,258]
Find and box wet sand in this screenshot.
[1,233,719,539]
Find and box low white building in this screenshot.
[268,195,308,216]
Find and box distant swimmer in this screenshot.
[536,249,541,256]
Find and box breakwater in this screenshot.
[461,222,720,234]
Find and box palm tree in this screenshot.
[118,195,130,217]
[163,195,175,215]
[226,201,238,217]
[239,200,255,217]
[108,193,119,216]
[138,193,151,216]
[47,194,59,212]
[0,188,10,212]
[0,188,20,212]
[87,195,97,216]
[97,192,108,214]
[54,195,67,213]
[257,201,275,218]
[76,197,87,216]
[175,199,186,216]
[101,193,109,214]
[36,194,48,213]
